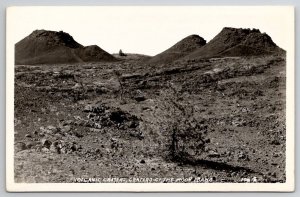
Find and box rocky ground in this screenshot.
[14,55,286,183]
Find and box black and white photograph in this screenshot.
[6,6,295,191]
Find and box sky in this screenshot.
[8,6,293,56]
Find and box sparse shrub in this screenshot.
[119,49,126,56]
[72,74,87,102]
[159,82,210,162]
[113,70,125,103]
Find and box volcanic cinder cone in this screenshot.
[147,34,206,65]
[184,27,285,60]
[15,30,116,65]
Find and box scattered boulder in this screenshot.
[59,125,71,133]
[49,142,60,153]
[238,151,250,161]
[40,125,58,135]
[41,147,50,153]
[15,142,27,152]
[25,141,35,149]
[132,89,146,102]
[208,150,220,158]
[25,134,32,138]
[41,139,52,149]
[109,110,129,124]
[140,159,146,164]
[270,139,281,145]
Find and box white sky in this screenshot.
[8,6,292,56]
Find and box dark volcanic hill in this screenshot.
[15,30,116,65]
[147,35,206,64]
[185,27,285,60]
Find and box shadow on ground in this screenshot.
[178,157,255,173]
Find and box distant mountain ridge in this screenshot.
[15,27,285,65]
[145,27,284,65]
[147,35,206,64]
[15,30,116,65]
[185,27,285,60]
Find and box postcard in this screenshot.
[6,6,295,192]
